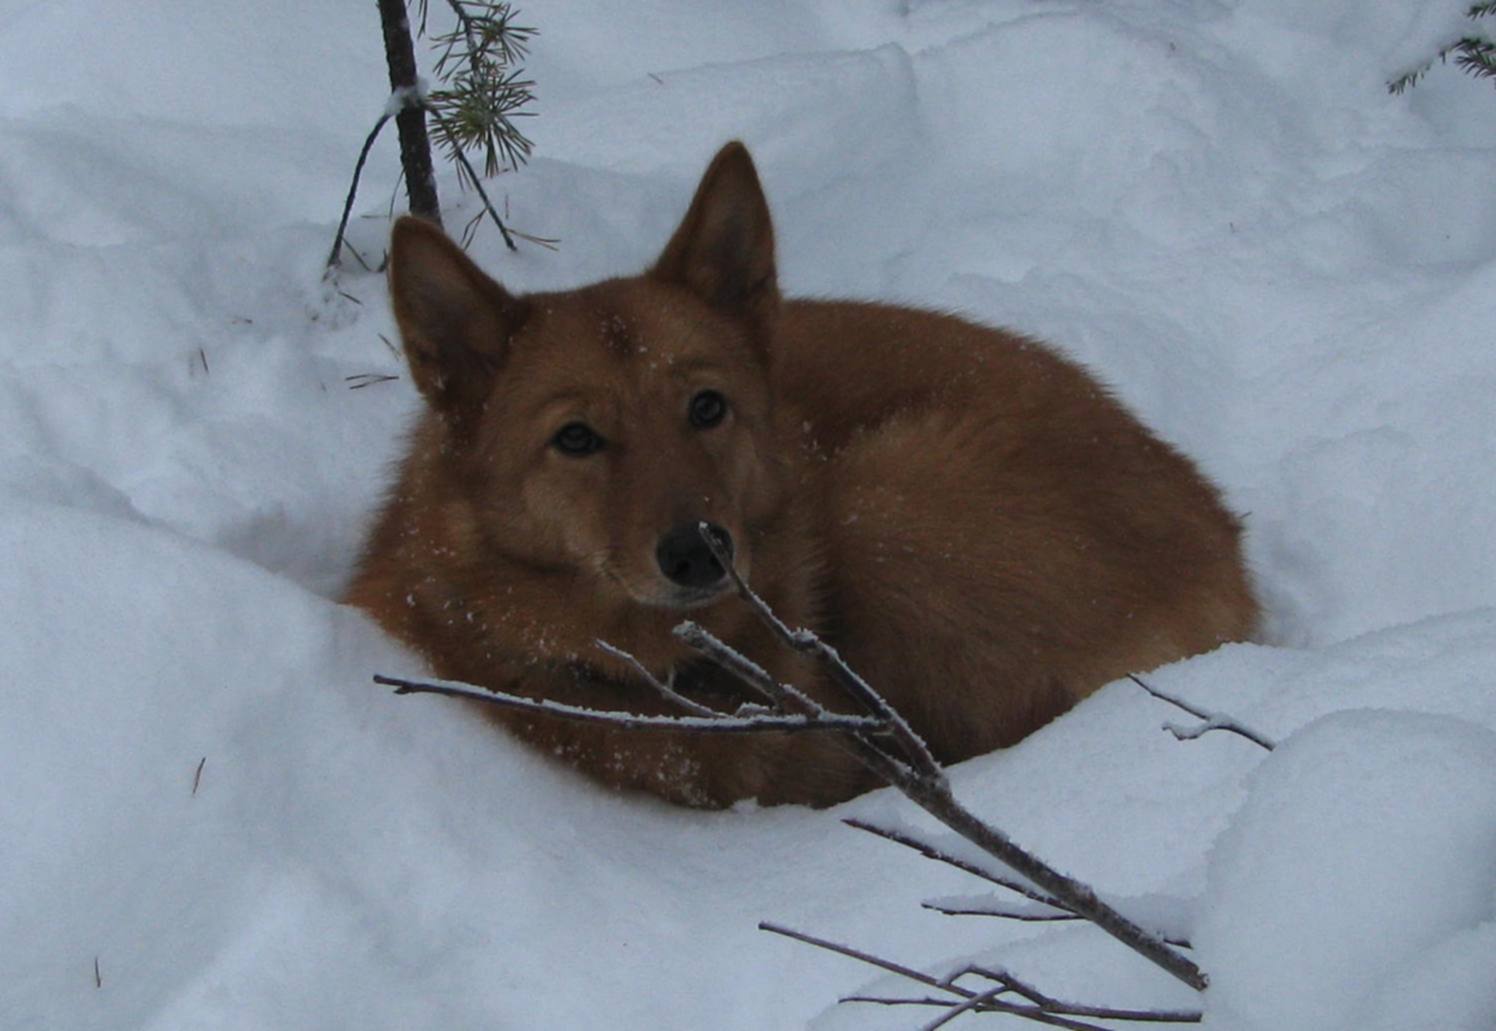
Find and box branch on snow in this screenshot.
[1130,674,1276,751]
[379,521,1211,1014]
[374,673,891,736]
[761,922,1201,1029]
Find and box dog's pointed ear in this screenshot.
[652,142,779,336]
[387,215,526,422]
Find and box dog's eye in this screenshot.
[553,422,603,456]
[688,390,728,429]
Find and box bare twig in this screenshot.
[1129,675,1275,751]
[328,112,393,270]
[697,523,938,773]
[380,531,1211,1000]
[695,522,1208,991]
[945,965,1200,1023]
[881,776,1208,990]
[345,373,400,390]
[922,984,1010,1030]
[923,898,1078,922]
[374,673,889,735]
[844,817,1071,911]
[923,898,1193,949]
[673,620,920,792]
[762,923,1118,1030]
[191,756,206,797]
[592,639,720,718]
[673,622,833,718]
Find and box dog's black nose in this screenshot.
[656,523,732,589]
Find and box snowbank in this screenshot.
[1,0,1493,1027]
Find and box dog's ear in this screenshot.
[652,141,779,338]
[387,216,526,421]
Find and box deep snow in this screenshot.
[1,1,1493,1028]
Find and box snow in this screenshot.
[1196,711,1496,1030]
[1,1,1494,1028]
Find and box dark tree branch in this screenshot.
[377,0,442,223]
[327,112,393,270]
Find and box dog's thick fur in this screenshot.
[347,142,1257,808]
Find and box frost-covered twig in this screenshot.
[922,896,1078,923]
[923,985,1012,1030]
[695,523,940,778]
[672,621,826,716]
[843,817,1071,910]
[373,674,889,735]
[379,531,1210,993]
[942,964,1200,1023]
[761,922,1199,1029]
[921,894,1193,949]
[1129,675,1276,751]
[688,523,1208,991]
[592,639,720,718]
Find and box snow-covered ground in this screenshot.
[2,1,1494,1027]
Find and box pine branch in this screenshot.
[1388,3,1496,95]
[422,102,519,250]
[1453,37,1496,82]
[422,1,537,183]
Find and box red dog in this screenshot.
[348,142,1257,807]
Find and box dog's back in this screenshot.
[776,300,1255,762]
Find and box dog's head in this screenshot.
[386,142,788,612]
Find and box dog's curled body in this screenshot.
[346,142,1257,807]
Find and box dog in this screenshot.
[346,141,1258,807]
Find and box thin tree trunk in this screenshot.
[377,0,442,225]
